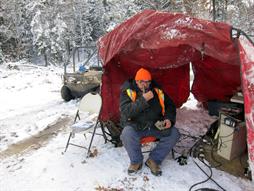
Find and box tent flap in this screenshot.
[98,9,254,179]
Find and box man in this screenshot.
[120,68,180,176]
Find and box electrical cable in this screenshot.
[193,136,222,168]
[188,136,204,157]
[171,132,202,158]
[218,131,235,138]
[209,133,246,172]
[189,158,214,191]
[210,140,222,168]
[180,130,202,140]
[197,159,226,191]
[188,136,227,191]
[174,132,232,190]
[193,189,219,191]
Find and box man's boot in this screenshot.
[128,163,142,175]
[145,158,162,176]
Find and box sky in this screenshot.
[0,61,253,191]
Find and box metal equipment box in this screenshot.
[217,113,246,160]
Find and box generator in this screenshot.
[216,112,246,160]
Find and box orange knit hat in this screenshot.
[135,68,152,81]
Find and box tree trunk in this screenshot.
[44,48,48,67]
[182,0,193,16]
[212,0,216,21]
[77,48,80,62]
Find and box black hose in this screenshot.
[188,136,227,191]
[189,158,213,191]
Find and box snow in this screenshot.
[163,28,182,40]
[0,62,77,151]
[0,61,254,191]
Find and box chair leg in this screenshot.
[64,132,73,152]
[100,122,108,143]
[86,120,99,158]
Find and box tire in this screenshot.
[61,86,74,101]
[91,85,100,95]
[89,66,102,71]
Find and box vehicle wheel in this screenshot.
[89,66,102,71]
[91,85,100,95]
[61,86,73,101]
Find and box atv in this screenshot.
[61,46,102,101]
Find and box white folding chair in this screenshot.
[64,93,104,157]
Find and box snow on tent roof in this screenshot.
[97,9,254,179]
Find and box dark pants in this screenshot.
[120,125,180,165]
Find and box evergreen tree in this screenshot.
[0,0,33,60]
[28,0,67,65]
[0,0,253,63]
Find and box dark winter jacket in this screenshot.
[119,79,176,131]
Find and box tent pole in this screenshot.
[231,27,254,47]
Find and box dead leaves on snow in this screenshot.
[95,186,123,191]
[88,148,98,157]
[143,175,149,182]
[95,175,150,191]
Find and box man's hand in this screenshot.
[142,90,154,101]
[164,119,171,128]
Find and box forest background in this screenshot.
[0,0,254,66]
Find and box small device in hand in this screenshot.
[155,120,167,130]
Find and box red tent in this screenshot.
[97,10,254,178]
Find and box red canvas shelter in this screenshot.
[97,10,254,178]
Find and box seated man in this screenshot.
[120,68,180,176]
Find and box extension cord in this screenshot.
[202,138,212,145]
[202,138,208,143]
[198,153,205,161]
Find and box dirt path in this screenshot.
[0,117,71,159]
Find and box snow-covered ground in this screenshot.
[0,61,253,191]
